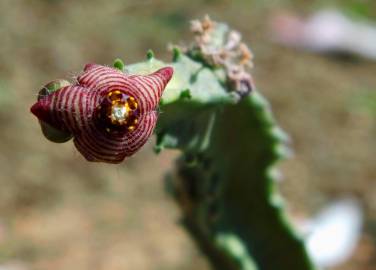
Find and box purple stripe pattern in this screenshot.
[31,64,174,163]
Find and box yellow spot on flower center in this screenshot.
[96,90,139,133]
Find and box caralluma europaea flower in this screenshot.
[31,63,173,163]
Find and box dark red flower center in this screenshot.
[95,90,139,134]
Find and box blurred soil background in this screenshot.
[0,0,375,269]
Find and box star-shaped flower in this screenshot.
[31,64,173,163]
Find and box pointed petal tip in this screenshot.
[30,101,43,119]
[30,99,53,125]
[155,66,174,84]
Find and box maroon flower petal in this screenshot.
[31,85,92,133]
[73,111,157,163]
[77,65,173,113]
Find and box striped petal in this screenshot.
[77,65,173,113]
[30,85,93,133]
[30,63,173,163]
[73,111,158,163]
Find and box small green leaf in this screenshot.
[113,58,125,71]
[179,89,192,99]
[172,47,182,62]
[146,49,155,60]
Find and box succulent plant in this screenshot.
[31,16,316,270]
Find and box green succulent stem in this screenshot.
[123,18,316,270]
